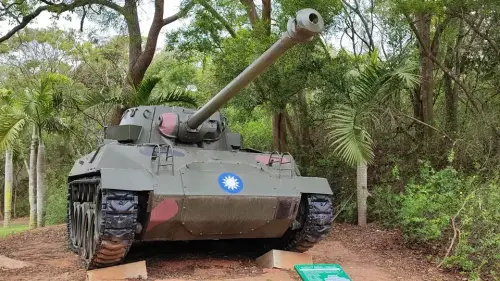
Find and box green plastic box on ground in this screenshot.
[295,264,352,281]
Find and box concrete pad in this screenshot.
[0,255,31,269]
[86,261,147,281]
[255,249,312,270]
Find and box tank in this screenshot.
[67,8,334,270]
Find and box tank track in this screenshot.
[66,177,138,269]
[281,194,334,252]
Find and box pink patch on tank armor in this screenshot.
[159,113,178,136]
[146,199,179,232]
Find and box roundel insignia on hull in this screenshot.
[218,172,243,194]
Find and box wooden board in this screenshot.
[255,249,312,270]
[86,261,147,281]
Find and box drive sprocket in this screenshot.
[66,177,138,269]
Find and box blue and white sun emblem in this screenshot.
[218,172,243,194]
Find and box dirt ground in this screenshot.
[0,223,463,281]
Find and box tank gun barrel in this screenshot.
[187,8,325,129]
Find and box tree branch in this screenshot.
[342,6,370,54]
[163,12,180,26]
[262,0,271,35]
[342,0,374,52]
[240,0,259,29]
[143,0,165,54]
[459,14,500,57]
[197,0,236,38]
[80,5,87,32]
[0,0,24,24]
[0,6,48,43]
[163,0,194,26]
[431,17,450,54]
[0,0,125,43]
[47,0,123,14]
[39,0,55,5]
[1,0,26,11]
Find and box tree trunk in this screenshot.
[13,187,16,219]
[415,12,434,136]
[36,138,45,228]
[272,112,288,152]
[444,46,458,136]
[110,106,127,126]
[279,113,289,152]
[3,149,13,228]
[356,162,368,226]
[444,22,463,138]
[29,126,38,229]
[297,90,313,166]
[272,114,280,152]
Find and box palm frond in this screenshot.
[81,89,123,110]
[329,60,418,167]
[44,116,71,134]
[147,88,198,107]
[352,61,419,106]
[0,88,14,106]
[136,77,162,105]
[36,73,73,118]
[351,63,388,105]
[0,109,27,151]
[327,105,374,167]
[389,60,419,89]
[11,137,27,160]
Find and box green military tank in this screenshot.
[67,8,334,269]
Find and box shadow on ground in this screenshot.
[124,239,281,280]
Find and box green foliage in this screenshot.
[0,73,72,150]
[400,164,462,243]
[328,104,374,166]
[328,60,418,166]
[223,106,273,151]
[372,162,500,278]
[0,107,26,151]
[44,183,68,225]
[369,185,402,228]
[82,76,198,112]
[442,179,500,278]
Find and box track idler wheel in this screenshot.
[278,194,334,252]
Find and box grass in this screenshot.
[0,223,29,238]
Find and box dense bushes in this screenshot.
[44,183,67,226]
[371,162,500,280]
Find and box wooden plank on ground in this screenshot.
[255,249,312,270]
[86,260,147,281]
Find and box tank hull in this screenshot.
[69,142,332,241]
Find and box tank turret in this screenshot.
[109,8,325,146]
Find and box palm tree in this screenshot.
[81,77,198,123]
[2,148,13,228]
[0,73,71,228]
[328,59,419,226]
[0,89,20,228]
